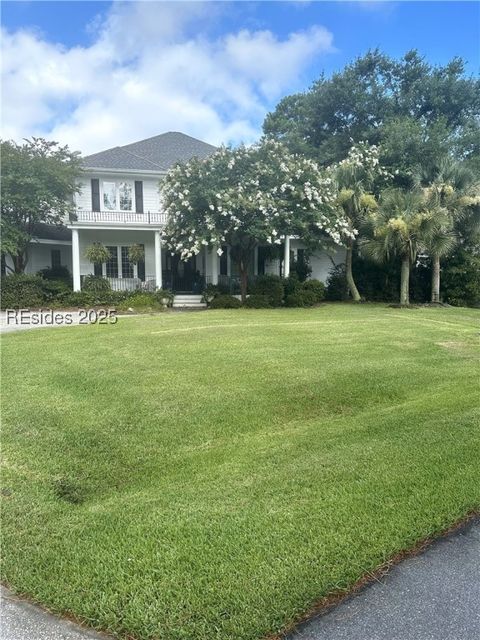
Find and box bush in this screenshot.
[202,283,221,305]
[37,265,71,282]
[283,274,302,297]
[117,292,164,311]
[441,248,480,307]
[284,289,317,307]
[244,294,272,308]
[1,274,45,308]
[325,264,349,301]
[209,295,242,309]
[82,275,111,293]
[250,275,284,307]
[41,278,72,302]
[154,289,174,307]
[291,257,312,282]
[58,291,95,307]
[302,279,325,302]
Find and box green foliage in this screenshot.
[0,274,45,308]
[285,289,317,307]
[82,275,111,294]
[201,283,221,305]
[208,294,242,309]
[128,244,145,265]
[155,289,174,307]
[264,49,480,173]
[84,243,111,265]
[283,274,302,296]
[58,291,95,307]
[1,138,82,272]
[250,274,284,307]
[290,257,312,282]
[244,294,272,309]
[325,264,349,301]
[37,265,71,282]
[301,279,325,302]
[441,248,480,307]
[117,292,164,312]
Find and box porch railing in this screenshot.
[70,210,167,225]
[105,276,157,292]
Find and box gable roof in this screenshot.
[32,223,71,242]
[83,132,217,172]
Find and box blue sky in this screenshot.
[1,1,479,154]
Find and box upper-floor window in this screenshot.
[102,181,133,211]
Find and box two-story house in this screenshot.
[16,131,345,297]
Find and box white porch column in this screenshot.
[283,235,291,278]
[155,231,163,289]
[72,228,81,291]
[211,246,219,285]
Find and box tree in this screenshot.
[1,138,82,273]
[161,140,353,301]
[361,189,433,305]
[415,159,478,302]
[333,142,391,301]
[264,50,480,173]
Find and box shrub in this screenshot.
[244,294,272,308]
[302,279,325,302]
[284,290,317,307]
[250,274,284,307]
[284,274,302,297]
[117,292,164,311]
[1,274,45,309]
[291,256,312,282]
[154,289,174,307]
[202,283,221,305]
[37,265,71,282]
[441,248,480,307]
[325,264,349,301]
[82,275,111,293]
[59,291,95,307]
[209,295,242,309]
[41,278,72,302]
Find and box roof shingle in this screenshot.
[83,132,217,172]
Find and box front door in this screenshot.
[167,255,202,292]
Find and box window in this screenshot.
[121,246,134,278]
[105,246,118,278]
[102,181,133,211]
[51,249,61,268]
[103,182,116,210]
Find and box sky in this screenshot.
[1,1,479,156]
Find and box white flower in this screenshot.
[217,248,223,256]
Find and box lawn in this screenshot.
[1,304,479,640]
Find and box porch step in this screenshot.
[172,294,206,309]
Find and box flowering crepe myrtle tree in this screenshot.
[161,140,353,301]
[331,142,393,301]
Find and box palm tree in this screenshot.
[335,165,378,302]
[415,159,476,302]
[361,188,432,305]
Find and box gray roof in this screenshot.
[83,132,217,172]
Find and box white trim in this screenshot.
[83,167,166,177]
[72,229,81,291]
[154,231,162,289]
[284,236,291,278]
[67,224,163,231]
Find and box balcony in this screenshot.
[69,210,167,226]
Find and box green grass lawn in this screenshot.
[2,304,479,640]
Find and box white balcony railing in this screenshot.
[70,210,167,225]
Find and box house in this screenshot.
[14,132,345,296]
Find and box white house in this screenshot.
[14,132,345,295]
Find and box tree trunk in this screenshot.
[400,256,410,306]
[239,258,248,303]
[431,254,440,303]
[345,241,361,301]
[13,252,27,274]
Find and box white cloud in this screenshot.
[1,2,334,155]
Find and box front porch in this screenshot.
[69,223,297,293]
